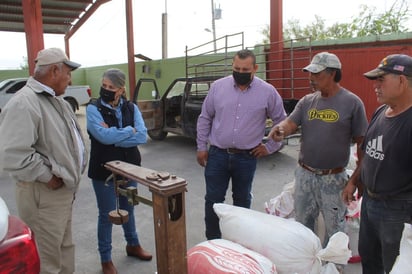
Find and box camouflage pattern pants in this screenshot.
[294,166,348,246]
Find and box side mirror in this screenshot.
[152,90,157,98]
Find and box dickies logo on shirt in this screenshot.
[308,108,339,122]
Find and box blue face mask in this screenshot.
[99,87,116,103]
[233,70,252,86]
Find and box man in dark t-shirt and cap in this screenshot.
[343,54,412,274]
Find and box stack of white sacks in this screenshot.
[187,150,361,273]
[187,197,352,274]
[265,173,363,263]
[187,176,412,274]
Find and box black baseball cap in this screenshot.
[364,54,412,80]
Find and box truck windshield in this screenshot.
[166,81,186,98]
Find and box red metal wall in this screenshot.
[270,38,411,120]
[269,1,412,120]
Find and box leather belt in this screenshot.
[298,161,344,175]
[367,189,386,200]
[366,188,412,200]
[211,145,252,154]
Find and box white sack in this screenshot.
[317,232,352,264]
[214,203,351,274]
[390,223,412,274]
[264,181,295,218]
[0,197,10,242]
[344,189,362,261]
[320,263,339,274]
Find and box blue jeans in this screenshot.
[204,146,257,240]
[359,192,412,274]
[92,179,140,263]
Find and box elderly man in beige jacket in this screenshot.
[0,48,87,274]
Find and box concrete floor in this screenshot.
[0,106,361,273]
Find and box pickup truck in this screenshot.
[0,78,91,113]
[134,76,221,140]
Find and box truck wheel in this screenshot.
[148,129,168,141]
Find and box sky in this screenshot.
[0,0,410,69]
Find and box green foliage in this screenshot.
[19,56,29,70]
[260,24,270,44]
[262,0,410,42]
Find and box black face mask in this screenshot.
[233,71,252,86]
[99,87,116,103]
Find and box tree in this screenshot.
[19,56,29,70]
[352,1,409,37]
[261,0,410,42]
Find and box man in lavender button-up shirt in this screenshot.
[196,49,286,240]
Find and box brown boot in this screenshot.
[126,245,153,261]
[101,261,117,274]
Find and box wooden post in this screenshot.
[125,0,136,100]
[104,161,188,274]
[268,0,284,94]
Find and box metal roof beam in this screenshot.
[65,0,111,40]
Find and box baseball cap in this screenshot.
[364,54,412,80]
[303,52,342,73]
[35,47,81,70]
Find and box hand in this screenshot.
[197,151,208,167]
[47,175,64,190]
[342,179,360,205]
[100,122,108,128]
[268,125,285,142]
[250,143,268,158]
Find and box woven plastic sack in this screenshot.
[187,238,277,274]
[264,181,295,218]
[390,223,412,274]
[0,198,9,242]
[320,263,339,274]
[214,203,351,274]
[344,187,362,263]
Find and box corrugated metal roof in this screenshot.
[0,0,95,34]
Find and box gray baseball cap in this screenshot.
[35,47,81,71]
[303,52,342,73]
